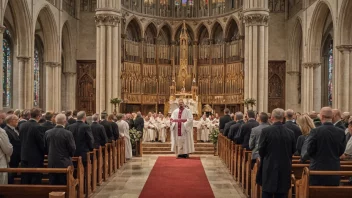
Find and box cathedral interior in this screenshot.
[0,0,352,115]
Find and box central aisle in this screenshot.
[92,155,246,198]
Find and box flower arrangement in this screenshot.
[129,128,142,146]
[243,98,256,110]
[209,128,220,145]
[110,98,123,113]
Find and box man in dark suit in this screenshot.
[44,114,76,185]
[228,112,245,141]
[19,108,46,184]
[4,115,21,183]
[66,110,77,126]
[332,109,346,131]
[223,113,236,137]
[307,107,346,186]
[108,114,119,140]
[258,108,296,198]
[219,108,232,133]
[235,110,259,149]
[284,109,302,141]
[100,111,114,142]
[17,109,30,130]
[67,111,94,166]
[41,112,55,132]
[126,113,134,129]
[91,114,108,148]
[134,111,144,134]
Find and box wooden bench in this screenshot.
[97,146,103,185]
[0,167,78,198]
[86,150,98,197]
[251,158,261,198]
[296,167,352,198]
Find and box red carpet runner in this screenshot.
[139,157,214,198]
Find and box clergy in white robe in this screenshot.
[143,117,156,142]
[200,115,211,142]
[157,115,168,143]
[170,99,195,158]
[116,114,133,159]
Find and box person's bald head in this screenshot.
[320,107,333,123]
[342,112,350,121]
[332,109,342,123]
[285,109,294,120]
[55,114,67,125]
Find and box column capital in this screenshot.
[95,14,120,26]
[302,62,321,69]
[243,14,269,26]
[44,62,61,68]
[0,25,6,33]
[336,45,352,52]
[17,56,31,62]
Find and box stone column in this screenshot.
[15,56,30,109]
[287,71,300,110]
[336,45,352,112]
[243,0,269,112]
[44,62,61,112]
[95,0,121,114]
[302,62,320,113]
[63,72,76,110]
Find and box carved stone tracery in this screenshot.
[243,14,269,26]
[95,14,121,26]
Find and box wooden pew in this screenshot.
[230,142,235,176]
[85,151,97,198]
[297,167,352,198]
[0,167,78,198]
[91,149,98,192]
[251,158,261,198]
[236,146,243,182]
[71,157,84,198]
[116,139,121,169]
[244,151,252,197]
[97,146,103,185]
[112,140,118,172]
[102,145,109,181]
[107,143,113,176]
[233,144,239,179]
[241,149,251,192]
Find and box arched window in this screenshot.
[34,39,43,107]
[2,28,12,107]
[328,44,333,106]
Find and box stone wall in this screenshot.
[77,11,96,60]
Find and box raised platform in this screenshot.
[142,142,215,155]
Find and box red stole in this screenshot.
[177,107,184,136]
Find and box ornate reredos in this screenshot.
[178,20,189,89]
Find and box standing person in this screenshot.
[157,114,168,143]
[42,112,55,132]
[223,113,236,137]
[295,115,315,156]
[170,99,194,158]
[100,111,114,142]
[219,108,232,133]
[332,109,346,131]
[67,111,94,166]
[44,114,76,185]
[116,114,132,160]
[341,120,352,160]
[307,107,346,186]
[284,109,302,141]
[0,115,13,184]
[108,114,119,140]
[228,112,245,141]
[200,114,211,142]
[90,114,108,148]
[66,110,76,126]
[235,110,259,149]
[18,109,30,129]
[3,115,20,184]
[19,108,46,184]
[249,112,270,169]
[258,108,296,198]
[134,112,144,136]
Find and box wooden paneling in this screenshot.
[76,61,96,115]
[268,61,286,112]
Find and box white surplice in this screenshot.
[116,120,133,159]
[143,120,156,142]
[200,118,211,142]
[170,107,195,155]
[157,118,167,143]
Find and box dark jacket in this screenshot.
[223,120,236,137]
[67,121,94,163]
[100,120,113,142]
[91,122,108,148]
[307,122,346,186]
[228,120,244,141]
[219,114,232,133]
[134,116,144,132]
[313,118,322,127]
[44,126,76,168]
[17,119,27,130]
[284,120,302,142]
[235,119,259,149]
[111,122,119,140]
[19,119,46,163]
[41,121,55,132]
[127,119,134,130]
[67,117,76,125]
[4,125,21,167]
[334,120,346,131]
[258,122,296,193]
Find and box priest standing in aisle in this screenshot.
[170,99,195,158]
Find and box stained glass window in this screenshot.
[3,29,12,107]
[34,45,40,106]
[328,45,333,106]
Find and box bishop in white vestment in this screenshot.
[170,99,195,158]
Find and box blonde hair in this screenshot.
[296,115,315,136]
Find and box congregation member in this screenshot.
[134,111,144,136]
[258,108,296,198]
[228,112,244,141]
[100,112,114,142]
[3,115,20,184]
[170,99,194,158]
[108,114,119,140]
[18,109,30,129]
[0,115,13,184]
[116,114,132,160]
[44,114,76,185]
[19,108,46,184]
[91,114,108,149]
[341,120,352,160]
[309,111,322,127]
[342,112,350,128]
[41,112,55,132]
[223,113,236,137]
[235,110,259,149]
[332,109,346,130]
[284,109,302,141]
[67,111,94,166]
[307,107,346,186]
[249,112,270,169]
[295,114,315,157]
[200,114,211,142]
[219,108,231,133]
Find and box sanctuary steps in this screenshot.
[142,142,214,154]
